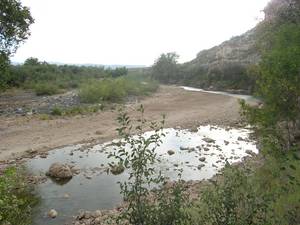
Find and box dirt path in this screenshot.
[0,85,242,160]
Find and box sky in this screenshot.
[12,0,271,66]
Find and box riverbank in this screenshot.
[0,85,244,161]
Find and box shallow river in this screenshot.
[26,125,258,225]
[181,86,259,102]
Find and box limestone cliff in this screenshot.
[177,0,292,91]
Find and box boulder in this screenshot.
[202,137,215,143]
[224,140,230,145]
[237,136,246,141]
[199,157,206,162]
[167,150,175,155]
[46,163,73,179]
[197,164,205,170]
[110,164,125,175]
[189,127,198,133]
[48,209,58,218]
[245,150,256,157]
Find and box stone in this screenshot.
[237,136,246,141]
[85,175,92,179]
[245,150,256,157]
[46,163,73,179]
[197,164,205,170]
[48,209,58,218]
[63,193,70,198]
[110,164,125,175]
[224,140,230,145]
[93,210,102,217]
[94,217,102,223]
[199,157,206,162]
[167,150,175,155]
[189,127,198,133]
[95,130,103,135]
[202,137,215,143]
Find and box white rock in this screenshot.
[48,209,58,218]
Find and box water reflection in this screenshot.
[26,125,258,225]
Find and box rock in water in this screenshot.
[167,150,175,155]
[202,137,215,143]
[110,164,125,175]
[48,209,58,218]
[46,163,73,179]
[245,150,256,157]
[199,157,206,162]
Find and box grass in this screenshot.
[33,82,62,96]
[79,76,159,104]
[0,166,38,225]
[49,104,104,117]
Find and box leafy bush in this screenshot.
[0,167,38,225]
[191,164,267,225]
[191,150,300,225]
[109,105,190,225]
[79,77,159,103]
[34,82,61,96]
[51,106,63,116]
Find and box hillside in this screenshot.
[152,0,292,93]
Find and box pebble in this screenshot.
[48,209,58,218]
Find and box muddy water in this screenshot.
[26,125,258,225]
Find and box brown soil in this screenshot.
[0,85,242,161]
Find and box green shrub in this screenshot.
[0,167,38,225]
[109,105,190,225]
[79,77,159,104]
[34,82,61,96]
[51,106,63,116]
[190,151,300,225]
[191,164,267,225]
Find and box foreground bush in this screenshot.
[109,105,190,225]
[0,167,38,225]
[190,150,300,225]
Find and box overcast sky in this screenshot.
[12,0,270,66]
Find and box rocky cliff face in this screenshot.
[183,0,290,74]
[185,28,259,70]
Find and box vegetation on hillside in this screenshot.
[189,1,300,224]
[151,51,255,92]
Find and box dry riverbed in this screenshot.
[0,85,243,161]
[0,85,260,225]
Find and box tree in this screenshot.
[242,0,300,151]
[151,52,179,83]
[257,24,300,149]
[0,0,34,57]
[0,0,34,89]
[24,57,40,66]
